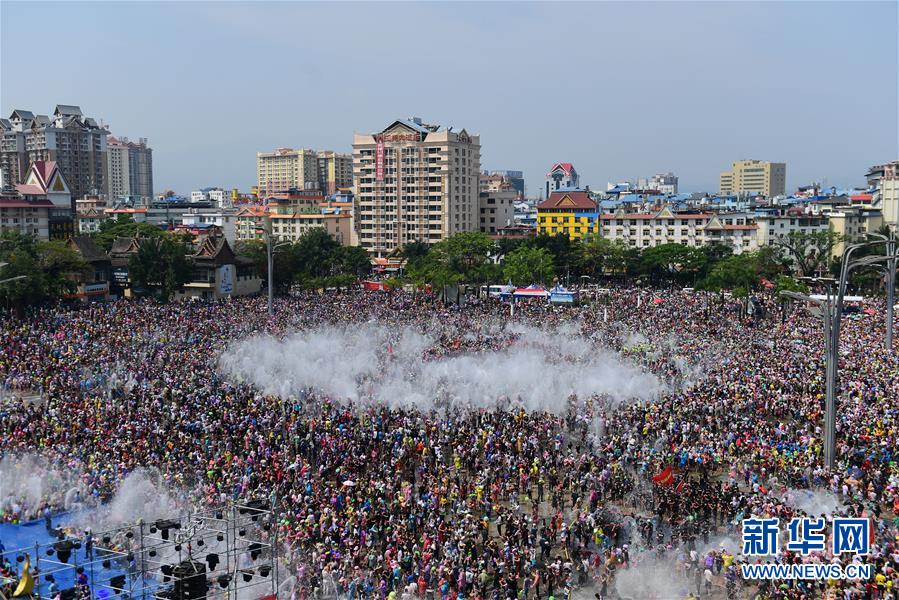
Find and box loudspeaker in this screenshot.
[171,560,207,600]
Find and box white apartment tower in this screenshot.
[107,136,153,202]
[353,118,481,257]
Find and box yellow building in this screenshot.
[257,148,319,196]
[536,191,600,240]
[719,159,786,198]
[822,207,883,257]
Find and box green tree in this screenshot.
[699,253,760,292]
[128,235,192,302]
[234,239,267,280]
[773,275,809,295]
[774,230,843,277]
[0,232,90,313]
[532,233,579,281]
[332,245,372,277]
[94,214,164,252]
[639,243,708,284]
[293,228,341,279]
[399,240,431,271]
[427,232,496,283]
[38,239,90,299]
[579,237,637,279]
[503,246,556,286]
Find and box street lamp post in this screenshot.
[781,237,898,469]
[864,233,896,351]
[258,216,291,318]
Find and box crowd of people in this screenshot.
[0,286,897,600]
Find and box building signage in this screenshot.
[380,133,420,142]
[219,264,234,295]
[112,267,130,285]
[375,138,385,182]
[457,131,471,144]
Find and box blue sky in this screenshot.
[2,1,896,196]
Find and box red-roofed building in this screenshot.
[545,163,580,198]
[0,194,53,239]
[536,191,599,240]
[2,160,74,239]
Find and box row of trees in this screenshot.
[3,215,891,310]
[398,228,886,297]
[0,232,90,311]
[235,228,372,293]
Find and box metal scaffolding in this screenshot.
[2,501,278,600]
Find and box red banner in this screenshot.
[652,466,674,487]
[362,280,386,292]
[375,138,385,182]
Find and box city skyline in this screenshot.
[2,1,896,196]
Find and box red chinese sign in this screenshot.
[375,138,385,182]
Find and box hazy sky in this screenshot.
[2,1,897,196]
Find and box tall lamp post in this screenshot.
[257,216,291,317]
[780,236,898,469]
[863,233,897,351]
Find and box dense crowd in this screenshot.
[0,286,898,600]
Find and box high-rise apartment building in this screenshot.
[107,136,153,202]
[353,117,481,257]
[257,148,319,196]
[0,105,108,205]
[316,151,353,195]
[719,160,786,198]
[257,148,353,196]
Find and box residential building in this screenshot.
[0,193,52,239]
[76,208,108,234]
[271,212,353,245]
[316,151,353,195]
[825,207,883,257]
[0,106,108,204]
[598,207,715,250]
[719,160,786,198]
[76,194,106,212]
[191,187,230,206]
[180,208,238,243]
[699,213,758,254]
[487,170,524,198]
[235,206,268,241]
[754,208,828,246]
[107,136,153,202]
[353,117,481,256]
[478,175,516,235]
[257,148,319,195]
[234,204,353,245]
[545,163,579,198]
[105,207,148,223]
[874,160,899,229]
[10,160,74,239]
[637,172,678,195]
[536,191,600,240]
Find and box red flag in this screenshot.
[676,479,686,493]
[652,466,674,486]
